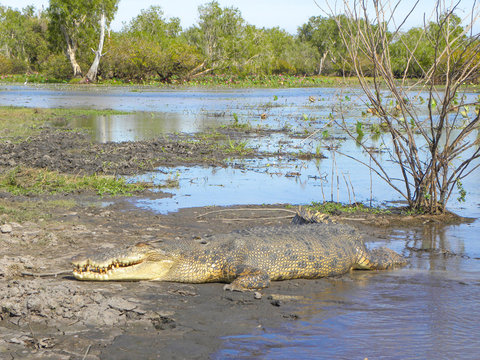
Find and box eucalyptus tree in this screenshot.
[261,26,318,75]
[389,14,465,78]
[185,1,245,74]
[298,14,378,75]
[389,27,434,78]
[47,0,119,79]
[126,5,182,40]
[298,15,344,74]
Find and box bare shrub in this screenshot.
[324,0,480,213]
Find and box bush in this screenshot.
[0,55,28,74]
[271,59,296,75]
[41,54,72,80]
[100,35,200,82]
[0,55,13,74]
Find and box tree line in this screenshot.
[0,0,477,83]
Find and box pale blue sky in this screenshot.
[1,0,478,34]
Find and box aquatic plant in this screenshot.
[223,137,252,155]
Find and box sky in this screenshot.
[1,0,479,34]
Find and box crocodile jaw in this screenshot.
[72,260,175,281]
[72,242,175,281]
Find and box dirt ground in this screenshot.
[2,194,361,359]
[0,129,467,359]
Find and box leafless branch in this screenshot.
[323,0,480,213]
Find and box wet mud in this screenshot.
[0,129,232,175]
[0,127,297,176]
[0,199,342,359]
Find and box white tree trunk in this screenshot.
[84,12,106,82]
[61,25,82,77]
[318,51,328,75]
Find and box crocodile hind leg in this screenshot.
[355,247,407,270]
[223,265,270,292]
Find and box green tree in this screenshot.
[261,27,317,75]
[47,0,119,78]
[183,2,318,76]
[299,15,381,76]
[0,5,49,73]
[126,6,181,40]
[390,27,433,78]
[101,6,199,82]
[185,1,245,74]
[390,15,465,79]
[298,16,343,74]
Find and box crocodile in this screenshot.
[72,223,406,291]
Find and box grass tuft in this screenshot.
[307,201,391,215]
[0,167,149,196]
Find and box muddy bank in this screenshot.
[0,129,229,175]
[0,126,304,176]
[0,200,344,359]
[3,192,470,359]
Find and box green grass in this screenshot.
[0,167,149,196]
[307,201,391,215]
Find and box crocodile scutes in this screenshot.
[72,223,406,291]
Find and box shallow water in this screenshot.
[1,84,479,359]
[0,84,342,140]
[215,221,480,360]
[216,267,480,359]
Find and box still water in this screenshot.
[1,84,479,359]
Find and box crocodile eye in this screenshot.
[135,242,150,248]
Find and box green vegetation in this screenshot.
[1,1,478,85]
[163,171,180,189]
[307,201,391,215]
[222,138,253,155]
[0,167,148,196]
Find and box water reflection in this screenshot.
[69,112,226,142]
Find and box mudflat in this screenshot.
[1,196,346,359]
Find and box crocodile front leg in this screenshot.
[223,265,270,291]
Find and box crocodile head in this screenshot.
[72,242,175,281]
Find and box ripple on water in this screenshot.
[215,269,480,360]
